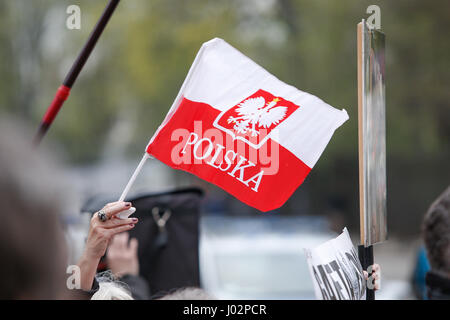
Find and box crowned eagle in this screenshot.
[227,96,288,137]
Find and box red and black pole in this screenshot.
[34,0,121,146]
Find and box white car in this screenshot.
[200,215,335,299]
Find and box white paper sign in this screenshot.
[304,228,366,300]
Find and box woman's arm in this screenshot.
[76,201,139,291]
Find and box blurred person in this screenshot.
[91,281,133,300]
[90,271,133,300]
[422,186,450,299]
[106,232,151,300]
[0,117,140,299]
[363,264,381,291]
[158,287,214,300]
[411,246,431,300]
[0,118,68,299]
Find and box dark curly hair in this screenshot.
[422,186,450,273]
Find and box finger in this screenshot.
[106,223,136,238]
[113,232,127,250]
[129,237,138,253]
[105,202,119,208]
[363,271,368,280]
[102,202,132,219]
[101,202,122,215]
[374,282,380,290]
[121,232,130,249]
[109,234,119,248]
[102,217,138,229]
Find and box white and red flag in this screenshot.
[146,38,349,212]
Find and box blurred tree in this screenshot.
[0,0,447,163]
[0,0,448,233]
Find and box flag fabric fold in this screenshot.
[146,38,349,212]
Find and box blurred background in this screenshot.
[0,0,448,299]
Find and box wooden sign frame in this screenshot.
[357,20,387,247]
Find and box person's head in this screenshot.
[422,186,450,275]
[0,118,68,299]
[158,287,214,300]
[91,272,133,300]
[90,282,134,300]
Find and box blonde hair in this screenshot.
[91,271,133,300]
[159,287,214,300]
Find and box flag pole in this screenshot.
[33,0,121,146]
[118,153,151,202]
[116,153,151,219]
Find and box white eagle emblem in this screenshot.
[227,97,288,137]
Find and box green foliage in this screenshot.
[0,0,448,164]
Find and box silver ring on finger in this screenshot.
[97,210,108,222]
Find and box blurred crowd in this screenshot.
[0,118,212,300]
[0,118,447,300]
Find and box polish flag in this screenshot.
[146,38,348,212]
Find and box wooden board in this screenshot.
[357,20,387,246]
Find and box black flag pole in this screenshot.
[33,0,121,146]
